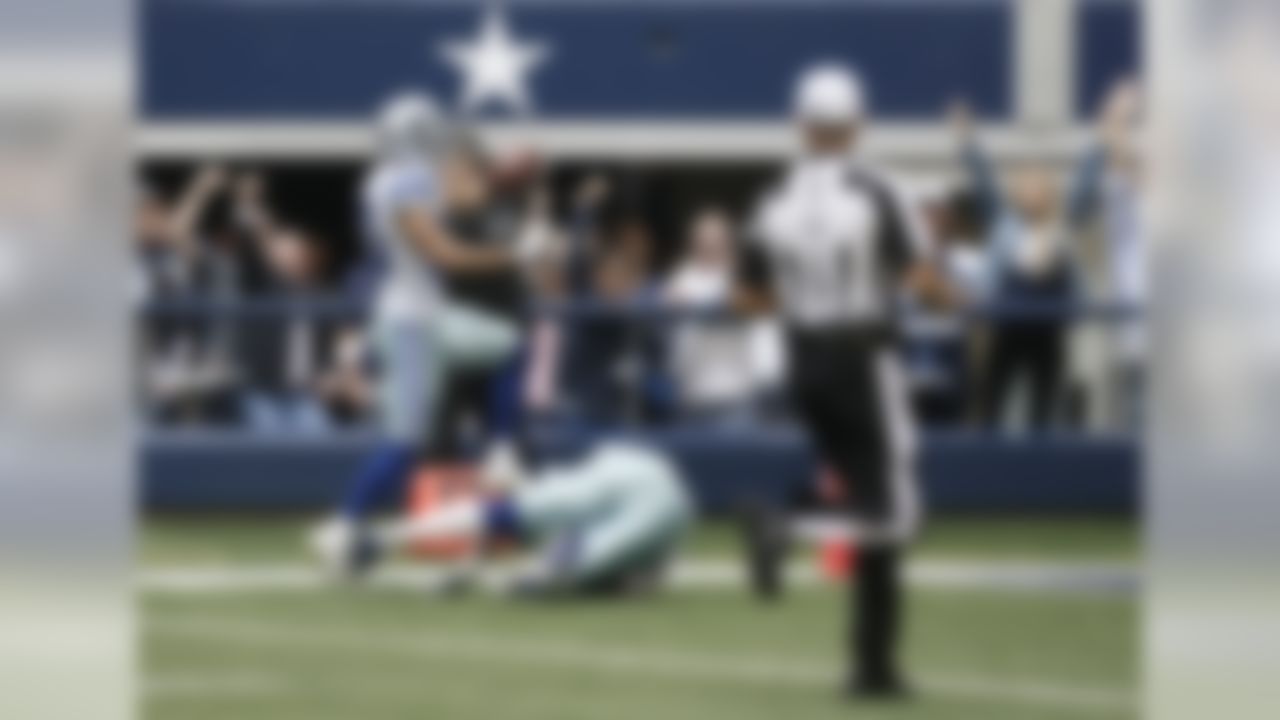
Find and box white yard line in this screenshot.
[146,671,289,699]
[141,558,1137,597]
[148,615,1135,714]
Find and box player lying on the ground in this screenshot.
[314,441,695,598]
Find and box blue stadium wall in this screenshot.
[143,430,1139,514]
[143,0,1139,121]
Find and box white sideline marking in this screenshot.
[149,616,1135,714]
[147,672,287,698]
[141,559,1136,597]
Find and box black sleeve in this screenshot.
[859,171,927,277]
[872,182,911,276]
[735,238,773,295]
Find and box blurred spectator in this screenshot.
[135,181,199,301]
[1074,78,1147,428]
[951,101,1093,431]
[140,130,1141,436]
[563,172,612,298]
[664,207,774,423]
[933,189,990,303]
[228,171,340,434]
[562,213,665,425]
[912,187,988,424]
[602,217,656,300]
[142,339,237,425]
[314,325,374,426]
[137,166,239,426]
[499,171,569,423]
[521,189,571,415]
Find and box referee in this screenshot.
[736,63,950,699]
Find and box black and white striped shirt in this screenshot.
[740,157,930,332]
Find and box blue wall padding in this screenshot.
[143,429,1137,515]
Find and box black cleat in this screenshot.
[844,672,913,701]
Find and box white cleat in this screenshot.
[479,441,526,494]
[307,516,358,579]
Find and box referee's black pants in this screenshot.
[788,328,919,685]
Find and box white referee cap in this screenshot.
[793,62,866,125]
[374,90,450,159]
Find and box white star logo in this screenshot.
[440,5,551,116]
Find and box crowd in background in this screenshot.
[136,165,369,431]
[135,79,1145,436]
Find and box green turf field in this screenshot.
[143,517,1138,720]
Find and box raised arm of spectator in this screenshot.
[872,171,959,311]
[1067,79,1141,228]
[1099,78,1143,195]
[1066,143,1107,229]
[948,100,1005,225]
[230,170,316,287]
[231,171,277,240]
[562,173,610,297]
[168,164,227,253]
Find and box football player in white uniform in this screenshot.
[359,440,694,598]
[311,92,536,574]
